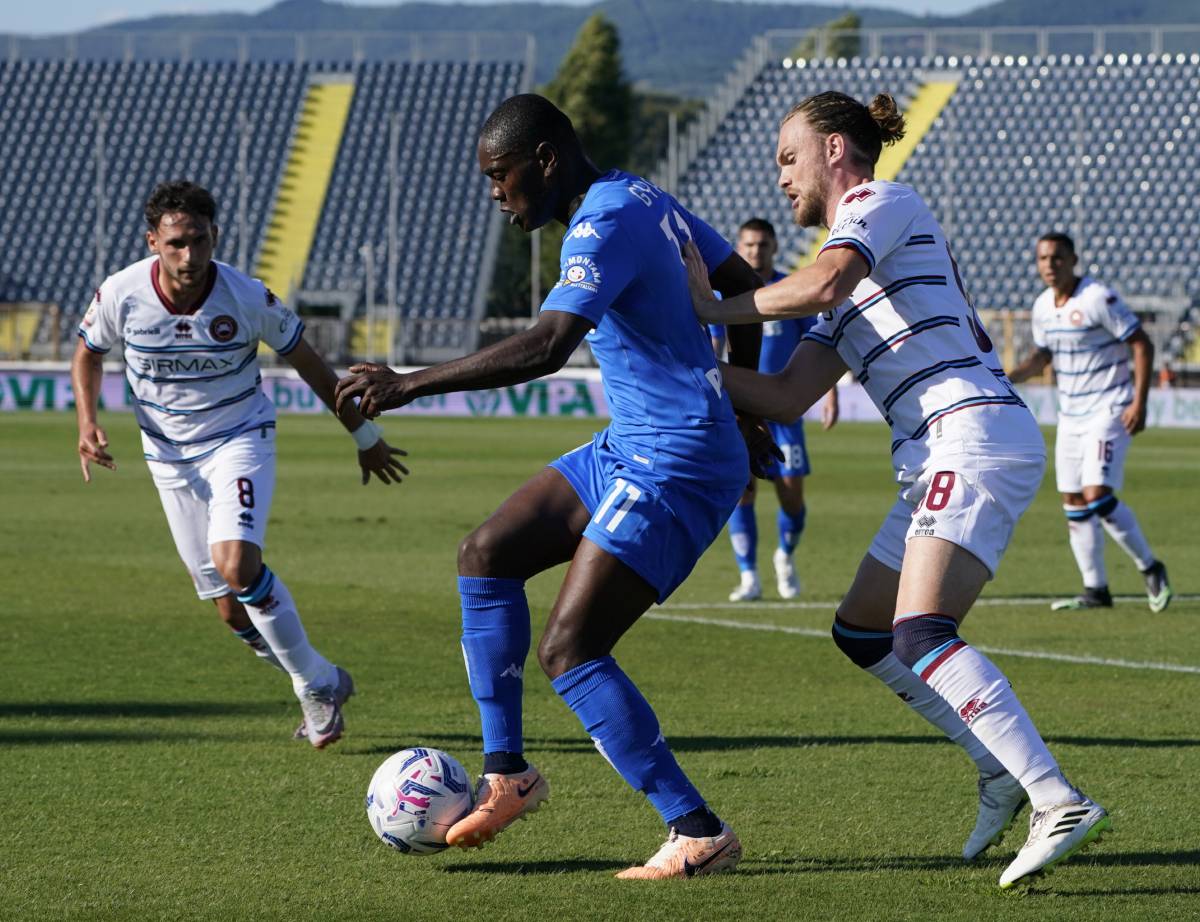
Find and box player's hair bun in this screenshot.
[867,94,906,146]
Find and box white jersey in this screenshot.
[77,256,304,466]
[1031,276,1140,419]
[803,180,1041,479]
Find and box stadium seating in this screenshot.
[303,59,524,352]
[0,56,522,356]
[676,53,1200,314]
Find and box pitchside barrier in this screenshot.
[4,364,1200,429]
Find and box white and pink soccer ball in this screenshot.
[365,748,474,854]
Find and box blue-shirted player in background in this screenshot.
[336,94,775,879]
[710,219,839,601]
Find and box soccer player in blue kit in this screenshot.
[709,218,839,601]
[336,94,773,878]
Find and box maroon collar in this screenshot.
[151,259,218,315]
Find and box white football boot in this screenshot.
[773,548,800,599]
[999,796,1110,888]
[728,570,762,602]
[963,769,1027,860]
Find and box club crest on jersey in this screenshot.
[1069,309,1084,327]
[559,255,602,293]
[842,188,875,205]
[210,315,238,342]
[570,222,601,241]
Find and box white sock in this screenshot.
[238,566,337,696]
[1065,506,1107,589]
[918,642,1075,809]
[1100,501,1155,571]
[232,623,287,674]
[867,653,1005,774]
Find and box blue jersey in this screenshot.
[541,170,746,484]
[709,270,814,375]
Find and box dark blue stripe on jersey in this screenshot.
[830,276,948,345]
[1058,377,1132,399]
[882,356,982,418]
[135,380,261,416]
[802,329,836,347]
[821,238,876,271]
[1043,338,1121,354]
[858,315,961,382]
[77,329,110,354]
[139,416,271,447]
[905,235,936,246]
[890,395,1026,455]
[1042,324,1103,334]
[1052,358,1127,377]
[1118,323,1141,341]
[125,348,259,385]
[125,340,249,354]
[143,422,276,464]
[1059,400,1131,417]
[275,322,305,356]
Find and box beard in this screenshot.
[792,173,829,229]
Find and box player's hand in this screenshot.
[77,423,115,482]
[358,438,409,486]
[738,414,784,480]
[335,363,411,419]
[1121,401,1147,436]
[822,391,840,430]
[682,240,719,322]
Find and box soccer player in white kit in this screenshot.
[1008,233,1171,612]
[71,181,408,748]
[684,92,1109,888]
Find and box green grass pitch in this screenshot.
[2,413,1198,921]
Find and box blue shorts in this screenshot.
[763,418,810,479]
[551,431,744,603]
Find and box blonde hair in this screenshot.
[783,91,906,165]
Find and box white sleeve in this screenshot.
[818,185,916,272]
[801,311,837,349]
[1030,299,1048,350]
[1096,287,1140,341]
[77,280,120,354]
[253,282,305,354]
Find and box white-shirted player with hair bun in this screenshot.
[1009,232,1170,612]
[72,180,409,748]
[685,91,1109,888]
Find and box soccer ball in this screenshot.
[365,748,474,854]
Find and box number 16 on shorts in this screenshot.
[593,478,643,534]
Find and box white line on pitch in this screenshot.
[644,611,1200,675]
[662,594,1199,612]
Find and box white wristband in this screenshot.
[351,421,382,451]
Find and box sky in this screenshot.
[2,0,990,37]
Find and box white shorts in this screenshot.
[867,449,1045,579]
[151,428,276,599]
[1054,411,1130,493]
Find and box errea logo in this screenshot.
[570,222,601,241]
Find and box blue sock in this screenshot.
[459,576,530,756]
[777,506,806,556]
[552,656,706,824]
[728,503,757,572]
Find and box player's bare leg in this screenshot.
[772,474,805,598]
[891,537,1109,886]
[540,540,739,878]
[832,553,1022,857]
[211,540,350,748]
[448,468,590,847]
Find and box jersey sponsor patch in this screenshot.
[82,304,98,327]
[559,255,602,293]
[210,315,238,342]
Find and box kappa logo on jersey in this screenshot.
[570,222,602,240]
[210,315,238,342]
[842,188,875,205]
[174,321,193,339]
[959,697,990,725]
[559,255,602,293]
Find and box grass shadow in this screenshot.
[439,858,626,875]
[0,701,284,719]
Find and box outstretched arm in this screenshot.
[335,309,594,418]
[282,337,409,485]
[71,337,115,482]
[687,242,868,325]
[1007,347,1051,384]
[721,340,849,425]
